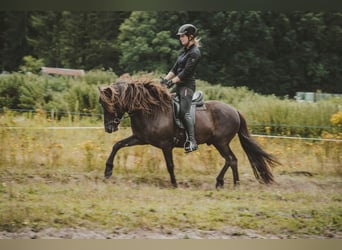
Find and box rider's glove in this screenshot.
[165,80,174,88]
[160,77,167,85]
[160,77,174,88]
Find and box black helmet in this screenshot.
[177,24,198,37]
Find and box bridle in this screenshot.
[107,103,124,124]
[100,84,132,130]
[105,117,121,128]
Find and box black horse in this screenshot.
[99,77,279,188]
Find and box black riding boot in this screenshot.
[183,113,198,153]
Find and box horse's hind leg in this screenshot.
[162,148,177,188]
[216,161,229,188]
[214,143,239,188]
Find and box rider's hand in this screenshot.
[160,77,168,85]
[160,77,174,88]
[165,80,174,88]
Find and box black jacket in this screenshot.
[171,44,201,90]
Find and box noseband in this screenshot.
[105,117,121,128]
[103,102,124,129]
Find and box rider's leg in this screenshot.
[179,87,198,153]
[183,112,198,152]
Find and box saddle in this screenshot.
[172,91,205,129]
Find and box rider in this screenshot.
[160,24,201,153]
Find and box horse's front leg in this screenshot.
[105,135,143,178]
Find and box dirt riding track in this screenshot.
[0,169,341,239]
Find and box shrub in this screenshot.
[19,56,45,74]
[1,71,341,138]
[0,73,24,109]
[83,69,118,85]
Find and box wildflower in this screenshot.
[330,111,342,126]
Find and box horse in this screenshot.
[98,76,279,188]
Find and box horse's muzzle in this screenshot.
[105,126,118,133]
[104,118,120,133]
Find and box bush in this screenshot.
[196,80,341,137]
[83,69,118,85]
[19,56,45,74]
[0,73,24,109]
[1,71,341,138]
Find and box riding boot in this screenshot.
[183,113,198,153]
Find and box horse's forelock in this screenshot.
[99,85,118,112]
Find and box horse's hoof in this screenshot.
[172,183,178,188]
[104,171,112,179]
[216,180,224,189]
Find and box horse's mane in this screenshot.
[99,74,172,114]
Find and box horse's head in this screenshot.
[98,86,125,133]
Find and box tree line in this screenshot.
[1,11,341,96]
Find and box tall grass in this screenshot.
[197,80,341,137]
[0,114,341,236]
[0,111,340,179]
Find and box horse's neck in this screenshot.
[129,109,172,130]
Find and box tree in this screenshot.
[27,11,130,71]
[199,11,342,95]
[0,11,341,96]
[118,11,182,73]
[198,11,278,93]
[1,11,31,71]
[27,11,64,67]
[58,11,129,71]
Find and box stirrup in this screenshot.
[184,140,198,153]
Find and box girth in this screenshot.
[172,91,205,129]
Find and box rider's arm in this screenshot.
[165,72,181,85]
[165,71,175,81]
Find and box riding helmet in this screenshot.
[177,24,198,37]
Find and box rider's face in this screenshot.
[179,34,189,46]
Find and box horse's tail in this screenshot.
[237,111,279,184]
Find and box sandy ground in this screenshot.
[0,226,339,239]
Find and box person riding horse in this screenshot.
[160,24,201,153]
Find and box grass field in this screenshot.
[0,113,341,239]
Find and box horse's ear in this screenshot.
[98,86,111,96]
[99,86,114,99]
